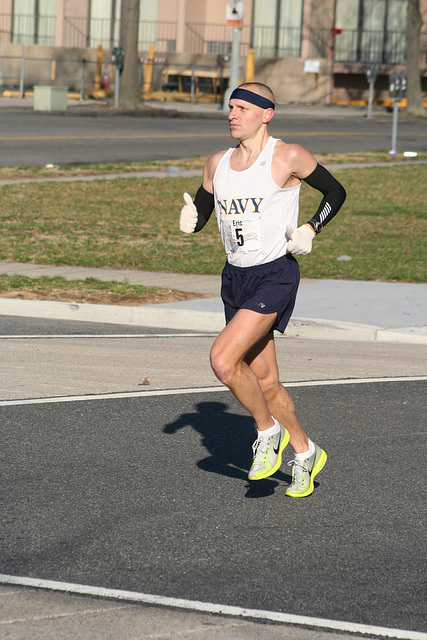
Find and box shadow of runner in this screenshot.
[164,401,292,498]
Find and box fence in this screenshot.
[1,15,301,60]
[310,27,427,66]
[0,54,106,98]
[1,13,426,66]
[64,17,177,52]
[1,16,301,59]
[0,14,178,51]
[0,54,230,104]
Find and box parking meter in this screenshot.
[366,65,379,84]
[398,72,407,99]
[389,71,407,103]
[366,65,379,118]
[111,47,124,108]
[112,47,124,72]
[388,71,407,155]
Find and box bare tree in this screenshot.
[406,0,425,116]
[119,0,143,109]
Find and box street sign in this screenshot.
[226,1,243,27]
[304,59,320,74]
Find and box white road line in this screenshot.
[0,574,425,640]
[1,333,215,339]
[1,376,425,407]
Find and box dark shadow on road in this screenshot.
[164,401,292,497]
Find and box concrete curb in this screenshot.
[2,298,426,344]
[286,317,427,344]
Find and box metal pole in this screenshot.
[80,59,86,102]
[390,100,398,155]
[114,67,120,107]
[190,63,195,104]
[19,55,25,99]
[223,27,240,112]
[367,81,374,118]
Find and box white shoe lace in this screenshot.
[288,459,308,486]
[252,435,269,463]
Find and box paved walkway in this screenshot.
[1,261,426,344]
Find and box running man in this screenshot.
[179,82,346,497]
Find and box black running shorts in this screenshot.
[221,254,300,333]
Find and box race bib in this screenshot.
[222,216,262,254]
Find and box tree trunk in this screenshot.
[406,0,425,116]
[119,0,143,110]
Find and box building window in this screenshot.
[89,0,159,49]
[206,40,232,55]
[335,0,408,64]
[12,0,56,45]
[252,0,303,58]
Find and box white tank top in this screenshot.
[213,136,300,267]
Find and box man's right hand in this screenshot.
[180,193,198,233]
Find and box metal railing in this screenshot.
[2,13,426,67]
[185,22,251,57]
[0,54,107,98]
[310,27,427,65]
[64,16,177,51]
[252,25,302,58]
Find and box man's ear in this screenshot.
[263,108,275,124]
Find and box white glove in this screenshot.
[286,224,315,255]
[180,192,198,234]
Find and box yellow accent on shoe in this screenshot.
[248,425,290,480]
[285,447,327,498]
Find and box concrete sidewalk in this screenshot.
[1,262,426,344]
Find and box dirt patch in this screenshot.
[1,287,211,306]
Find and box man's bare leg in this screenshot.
[244,332,309,453]
[210,309,278,431]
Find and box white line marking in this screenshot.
[0,574,425,639]
[1,377,425,407]
[1,333,215,340]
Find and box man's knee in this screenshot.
[210,343,235,384]
[258,373,281,400]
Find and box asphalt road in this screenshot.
[2,377,426,632]
[1,108,426,165]
[2,316,427,637]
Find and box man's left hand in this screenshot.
[286,224,315,255]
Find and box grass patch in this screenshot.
[0,159,425,283]
[0,274,208,305]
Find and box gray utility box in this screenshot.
[33,85,68,112]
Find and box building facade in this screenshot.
[0,0,426,103]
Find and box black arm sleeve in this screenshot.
[302,164,346,233]
[193,185,215,233]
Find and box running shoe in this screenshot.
[248,423,289,480]
[285,443,327,498]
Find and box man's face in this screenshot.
[228,98,266,140]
